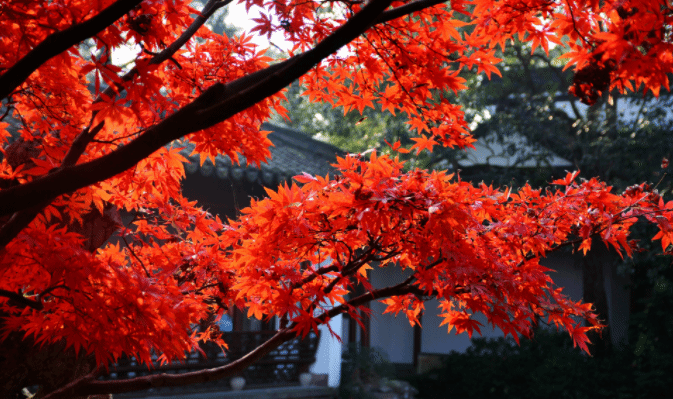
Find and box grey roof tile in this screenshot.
[180,123,345,186]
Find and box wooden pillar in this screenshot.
[413,312,423,370]
[348,312,358,344]
[361,303,370,347]
[347,275,371,347]
[233,307,245,331]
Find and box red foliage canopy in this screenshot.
[0,0,672,397]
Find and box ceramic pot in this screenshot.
[230,376,246,391]
[299,372,312,387]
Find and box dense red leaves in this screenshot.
[0,188,230,366]
[0,0,673,379]
[225,154,673,351]
[467,0,673,99]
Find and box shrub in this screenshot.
[339,344,396,399]
[406,328,636,399]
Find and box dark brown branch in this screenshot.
[0,0,451,244]
[0,0,394,217]
[315,273,417,324]
[190,0,399,130]
[38,284,67,301]
[122,236,151,278]
[0,0,229,250]
[42,270,417,398]
[0,288,43,310]
[0,203,52,250]
[62,0,231,168]
[41,328,295,399]
[321,250,375,296]
[0,122,103,250]
[0,0,143,100]
[297,264,340,287]
[375,0,448,24]
[40,248,424,398]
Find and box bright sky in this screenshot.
[224,1,289,50]
[112,1,289,66]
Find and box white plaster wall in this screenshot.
[310,314,343,387]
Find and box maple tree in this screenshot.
[2,0,673,398]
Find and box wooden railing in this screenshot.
[101,330,320,388]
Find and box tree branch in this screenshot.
[375,0,448,24]
[41,328,295,399]
[63,0,231,168]
[41,269,421,398]
[0,288,43,310]
[0,0,393,217]
[0,0,143,100]
[0,0,230,250]
[0,0,450,243]
[315,274,417,323]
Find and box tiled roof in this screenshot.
[181,123,345,187]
